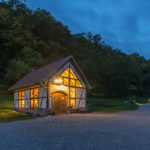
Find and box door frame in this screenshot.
[51,91,68,113]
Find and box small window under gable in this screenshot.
[60,67,83,87]
[70,68,77,79]
[61,68,69,77]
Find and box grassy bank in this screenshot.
[0,94,35,123]
[0,93,149,122]
[87,97,149,112]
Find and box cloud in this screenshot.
[26,0,150,59]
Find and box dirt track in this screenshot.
[1,104,150,150]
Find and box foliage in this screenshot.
[4,59,30,84]
[87,97,149,112]
[1,0,150,97]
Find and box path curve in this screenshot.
[1,104,150,150]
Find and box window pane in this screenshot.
[22,100,24,108]
[31,89,34,98]
[70,79,75,86]
[70,99,76,108]
[30,88,39,109]
[30,99,34,109]
[70,88,75,98]
[34,99,38,109]
[34,88,39,98]
[64,78,69,85]
[19,101,21,108]
[19,92,21,99]
[61,68,69,77]
[22,91,24,99]
[54,77,63,84]
[76,80,83,87]
[70,68,77,79]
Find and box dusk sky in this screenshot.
[26,0,150,59]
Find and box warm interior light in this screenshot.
[56,85,67,90]
[54,77,63,84]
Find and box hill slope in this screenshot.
[1,0,150,97]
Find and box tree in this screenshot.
[5,59,30,84]
[19,46,45,68]
[1,0,150,97]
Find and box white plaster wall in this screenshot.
[76,88,86,108]
[76,99,86,108]
[39,98,47,108]
[14,92,18,108]
[24,90,30,108]
[48,83,51,109]
[39,86,47,109]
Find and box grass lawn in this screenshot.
[0,94,35,123]
[87,97,149,112]
[0,93,149,122]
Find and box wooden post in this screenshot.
[47,82,50,109]
[68,64,71,114]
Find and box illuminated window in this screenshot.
[61,68,69,77]
[70,88,75,98]
[56,85,67,90]
[18,91,25,108]
[54,77,63,84]
[64,78,69,85]
[19,100,21,108]
[51,66,84,110]
[34,88,38,98]
[53,67,83,88]
[30,88,39,109]
[30,99,34,109]
[70,68,77,79]
[76,80,82,87]
[34,98,38,109]
[70,79,75,86]
[22,99,24,108]
[70,99,76,108]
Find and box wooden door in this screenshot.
[52,92,68,114]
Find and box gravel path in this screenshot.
[1,104,150,150]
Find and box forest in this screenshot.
[1,0,150,98]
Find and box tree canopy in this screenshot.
[1,0,150,97]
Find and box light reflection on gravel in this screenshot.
[0,104,150,150]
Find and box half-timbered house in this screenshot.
[9,56,91,114]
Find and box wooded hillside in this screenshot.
[1,0,150,97]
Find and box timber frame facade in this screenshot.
[9,55,91,114]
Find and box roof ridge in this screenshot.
[9,56,72,90]
[34,55,72,72]
[8,55,91,90]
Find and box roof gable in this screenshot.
[48,60,86,88]
[9,55,91,90]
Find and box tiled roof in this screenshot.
[9,55,91,90]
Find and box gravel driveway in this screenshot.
[1,104,150,150]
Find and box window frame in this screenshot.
[51,66,86,109]
[53,67,84,88]
[70,87,76,108]
[30,88,39,109]
[18,90,25,108]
